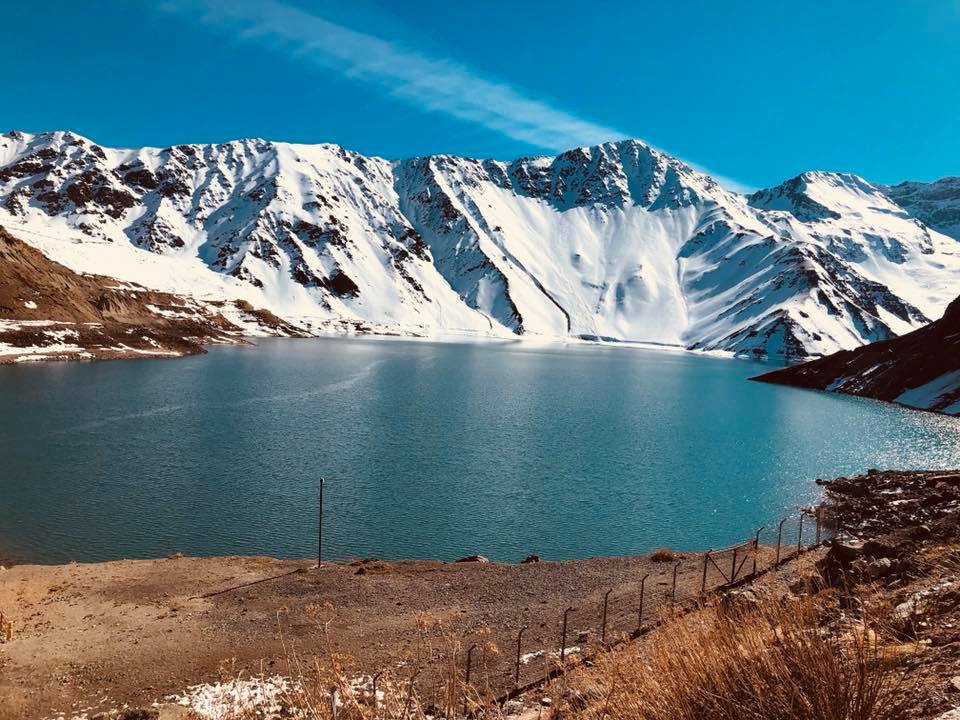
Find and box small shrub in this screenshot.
[650,548,676,562]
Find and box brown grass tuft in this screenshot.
[650,548,676,563]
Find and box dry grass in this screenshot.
[649,548,676,563]
[571,590,913,720]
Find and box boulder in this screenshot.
[502,699,525,715]
[863,540,899,559]
[867,557,893,579]
[455,555,489,563]
[521,555,540,564]
[831,539,865,564]
[721,588,760,612]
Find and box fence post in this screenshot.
[753,527,764,576]
[463,643,477,716]
[601,588,613,645]
[671,561,681,603]
[560,607,575,663]
[797,512,804,555]
[330,686,338,720]
[638,574,649,630]
[372,671,382,712]
[700,552,710,594]
[317,476,325,567]
[730,547,739,583]
[815,507,822,545]
[514,626,526,688]
[775,517,787,566]
[403,669,421,720]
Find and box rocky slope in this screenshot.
[2,130,959,360]
[884,176,960,242]
[0,225,303,363]
[753,293,960,414]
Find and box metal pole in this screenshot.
[797,512,804,555]
[753,527,764,576]
[560,607,575,663]
[601,588,613,645]
[318,476,325,566]
[514,627,526,688]
[815,507,822,545]
[671,561,681,603]
[463,643,477,717]
[331,686,338,720]
[701,552,710,594]
[730,547,738,583]
[638,574,649,630]
[775,517,786,566]
[372,671,382,712]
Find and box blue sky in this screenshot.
[2,0,958,190]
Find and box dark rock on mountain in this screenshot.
[884,177,960,241]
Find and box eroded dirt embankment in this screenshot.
[0,225,305,363]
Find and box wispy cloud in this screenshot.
[160,0,625,151]
[159,0,752,192]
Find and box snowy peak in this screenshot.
[493,139,722,212]
[747,171,908,222]
[2,128,959,361]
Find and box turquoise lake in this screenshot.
[2,337,959,564]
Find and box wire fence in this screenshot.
[311,492,842,716]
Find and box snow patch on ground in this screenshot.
[167,675,302,719]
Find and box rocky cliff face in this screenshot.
[2,130,959,360]
[753,294,960,415]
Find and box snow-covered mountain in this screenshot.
[2,129,959,360]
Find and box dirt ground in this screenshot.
[0,544,795,720]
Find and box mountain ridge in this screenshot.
[2,128,958,360]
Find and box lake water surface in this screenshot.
[2,337,959,564]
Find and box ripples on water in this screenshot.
[2,336,959,563]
